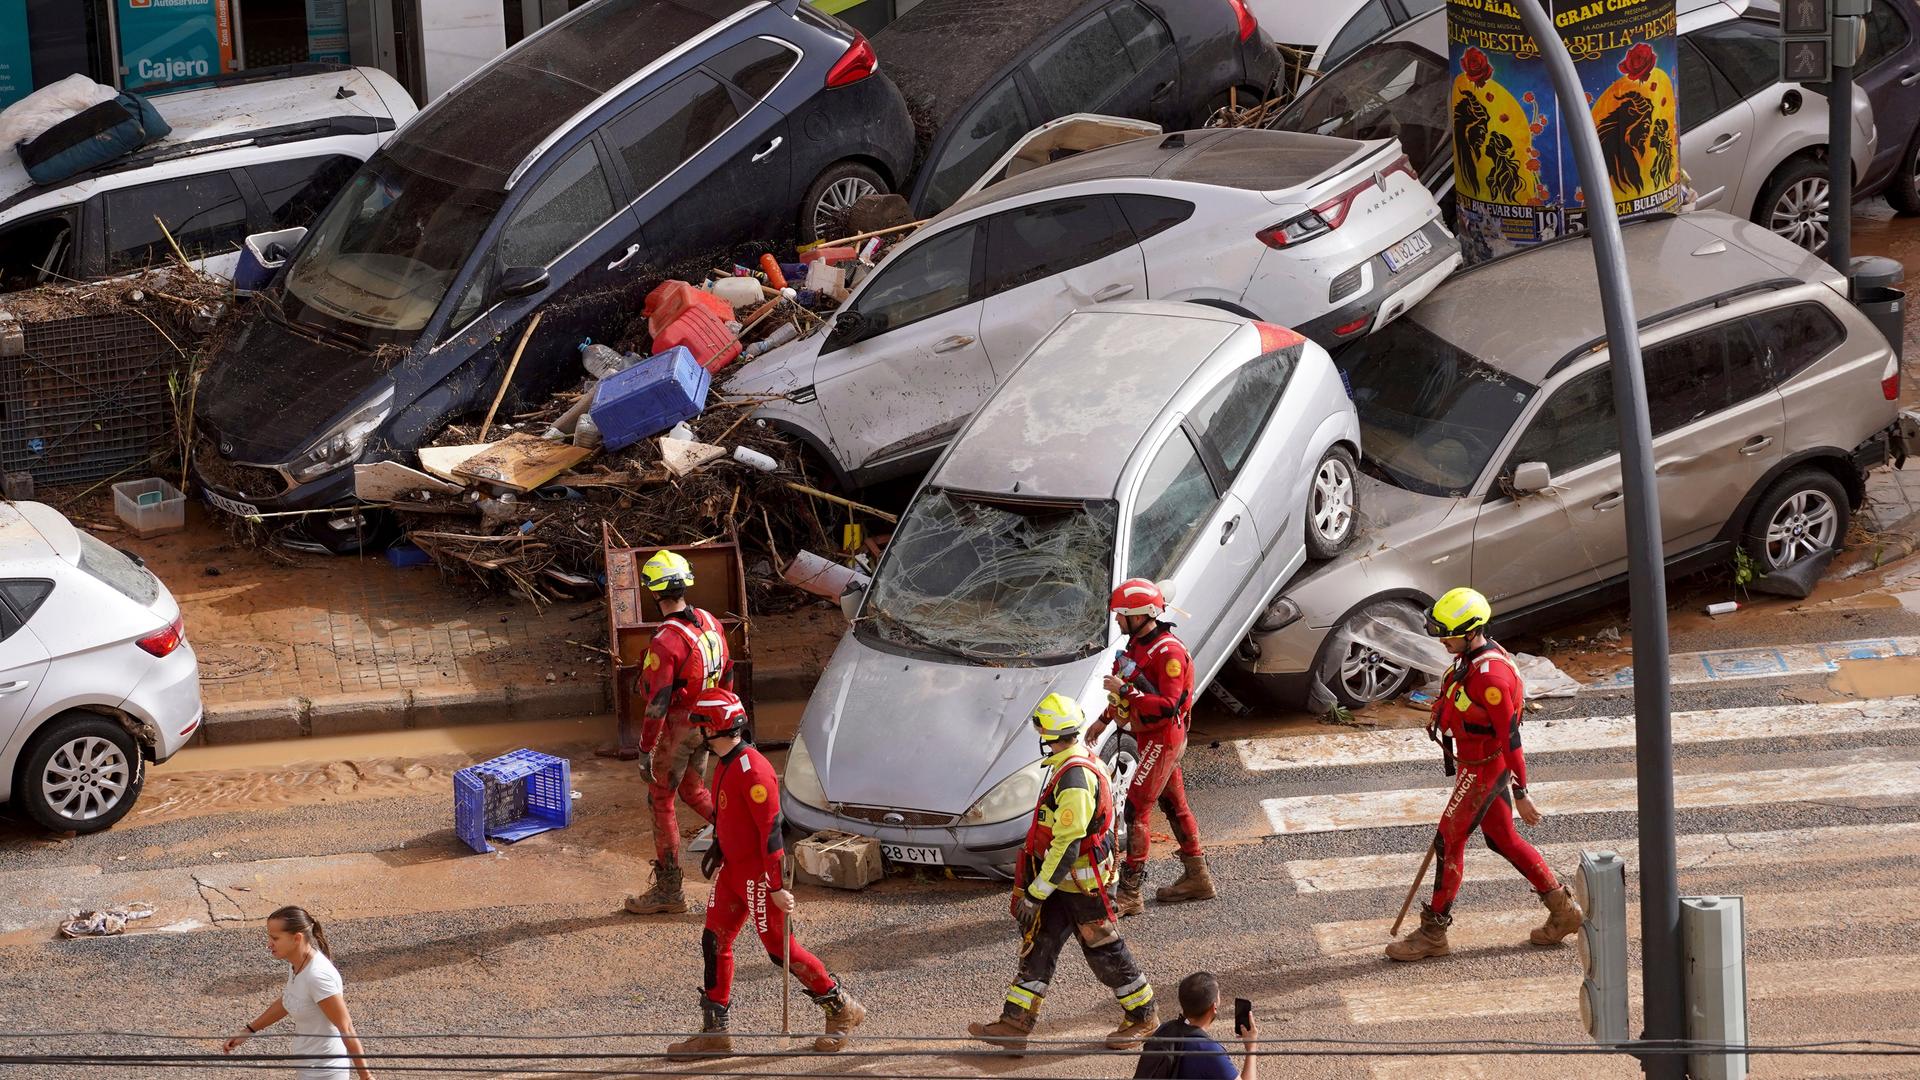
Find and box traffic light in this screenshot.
[1574,850,1630,1046]
[1682,896,1749,1080]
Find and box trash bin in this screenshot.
[1851,255,1905,365]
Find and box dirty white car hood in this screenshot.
[723,333,822,397]
[799,631,1107,814]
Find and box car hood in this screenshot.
[195,310,392,463]
[722,332,824,398]
[1287,471,1465,627]
[800,631,1107,814]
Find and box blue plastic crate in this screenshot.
[453,749,572,854]
[589,345,711,452]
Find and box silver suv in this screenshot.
[1238,210,1905,710]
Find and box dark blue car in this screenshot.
[193,0,913,551]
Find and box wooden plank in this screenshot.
[451,433,594,492]
[418,443,494,483]
[354,461,466,501]
[659,437,727,478]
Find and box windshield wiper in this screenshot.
[868,607,977,663]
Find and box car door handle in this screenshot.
[933,335,975,354]
[751,136,783,163]
[1220,514,1240,544]
[1901,68,1920,86]
[1739,435,1775,455]
[1093,283,1135,302]
[1152,79,1176,99]
[606,243,642,271]
[0,681,28,695]
[1593,493,1623,511]
[1706,131,1742,154]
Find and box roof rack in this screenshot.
[1542,276,1804,379]
[134,62,355,98]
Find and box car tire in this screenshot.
[1741,468,1850,573]
[17,714,145,833]
[1100,731,1141,852]
[1752,156,1831,254]
[1889,130,1920,217]
[1315,598,1427,710]
[799,161,888,246]
[1305,446,1359,560]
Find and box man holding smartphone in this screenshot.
[1132,972,1257,1079]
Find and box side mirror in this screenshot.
[829,309,865,343]
[1510,461,1553,494]
[839,584,867,622]
[1780,89,1802,116]
[495,265,550,302]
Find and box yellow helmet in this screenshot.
[1426,587,1492,637]
[641,550,695,593]
[1030,693,1087,741]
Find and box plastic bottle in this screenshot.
[732,445,778,472]
[581,343,633,379]
[746,322,799,357]
[759,254,788,290]
[575,414,603,449]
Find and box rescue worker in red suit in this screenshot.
[621,550,733,916]
[969,693,1158,1054]
[666,688,867,1059]
[1085,578,1215,917]
[1387,587,1585,961]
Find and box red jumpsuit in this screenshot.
[1426,640,1558,914]
[702,742,835,1006]
[1101,623,1204,870]
[637,608,731,862]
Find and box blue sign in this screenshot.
[118,0,233,90]
[306,0,351,64]
[0,0,31,109]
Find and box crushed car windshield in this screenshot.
[284,155,505,337]
[1336,317,1537,497]
[860,490,1117,664]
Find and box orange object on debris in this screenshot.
[799,245,856,266]
[759,254,788,290]
[644,280,734,339]
[654,305,742,373]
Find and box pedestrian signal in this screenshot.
[1574,850,1629,1045]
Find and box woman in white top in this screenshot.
[222,905,375,1080]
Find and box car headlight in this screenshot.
[286,385,394,484]
[1254,595,1303,633]
[962,759,1044,825]
[784,730,828,809]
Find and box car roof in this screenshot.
[385,0,766,191]
[1411,213,1839,385]
[874,0,1090,142]
[941,128,1367,217]
[0,501,79,565]
[0,66,408,209]
[932,303,1246,499]
[1247,0,1369,51]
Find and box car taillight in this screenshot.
[1227,0,1258,41]
[1884,354,1901,401]
[138,617,184,658]
[1381,153,1419,186]
[1257,170,1387,248]
[1253,321,1304,353]
[826,33,877,88]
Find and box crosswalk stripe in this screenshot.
[1235,698,1920,772]
[1283,820,1920,894]
[1594,636,1920,690]
[1341,954,1920,1025]
[1313,886,1915,956]
[1262,760,1920,835]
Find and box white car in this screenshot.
[727,126,1456,489]
[781,303,1359,874]
[1250,0,1441,93]
[0,502,201,832]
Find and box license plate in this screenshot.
[202,490,260,518]
[880,843,945,866]
[1382,230,1433,273]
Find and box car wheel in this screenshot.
[800,162,887,246]
[1305,446,1359,560]
[1889,130,1920,216]
[1316,599,1426,709]
[1753,157,1830,254]
[1742,468,1849,572]
[1100,731,1140,852]
[18,714,145,833]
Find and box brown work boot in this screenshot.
[593,744,640,760]
[1385,905,1452,962]
[1529,884,1584,946]
[1114,864,1147,918]
[1154,855,1217,904]
[968,1003,1039,1054]
[1106,1001,1159,1050]
[813,984,867,1052]
[666,998,733,1060]
[623,859,688,914]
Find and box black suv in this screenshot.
[193,0,914,551]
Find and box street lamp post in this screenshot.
[1507,2,1685,1075]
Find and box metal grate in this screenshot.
[0,312,184,486]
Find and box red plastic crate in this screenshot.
[654,305,741,373]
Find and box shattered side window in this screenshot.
[861,490,1117,663]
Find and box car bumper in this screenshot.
[190,455,371,553]
[125,640,203,763]
[1294,220,1462,348]
[783,793,1028,878]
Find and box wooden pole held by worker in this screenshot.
[1391,843,1438,938]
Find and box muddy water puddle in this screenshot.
[1828,654,1920,699]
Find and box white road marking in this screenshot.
[1235,698,1920,772]
[1342,953,1920,1025]
[1262,760,1920,835]
[1283,820,1920,894]
[1594,636,1920,689]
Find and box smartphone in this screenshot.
[1233,997,1253,1037]
[1115,650,1137,677]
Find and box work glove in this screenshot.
[1011,893,1041,937]
[637,748,659,787]
[701,843,723,880]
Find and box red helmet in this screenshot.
[1109,578,1166,618]
[688,687,748,735]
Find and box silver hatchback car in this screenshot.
[1238,210,1905,710]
